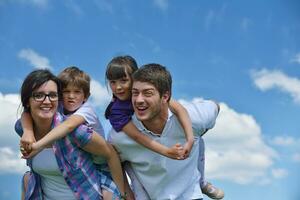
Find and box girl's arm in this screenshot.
[169,99,194,158]
[83,131,126,197]
[123,121,184,160]
[20,112,36,155]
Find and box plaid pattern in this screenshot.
[96,164,120,198]
[24,112,103,200]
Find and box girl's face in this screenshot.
[109,72,132,101]
[29,80,59,122]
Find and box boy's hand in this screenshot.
[166,143,185,160]
[182,140,194,159]
[21,142,41,159]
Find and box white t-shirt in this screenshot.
[73,101,106,165]
[74,101,105,137]
[109,99,219,200]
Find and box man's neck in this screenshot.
[142,106,169,135]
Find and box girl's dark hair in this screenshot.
[104,55,138,119]
[20,69,61,112]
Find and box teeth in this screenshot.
[41,107,51,111]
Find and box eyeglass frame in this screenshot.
[31,92,59,102]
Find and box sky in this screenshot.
[0,0,300,199]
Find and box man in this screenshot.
[109,63,224,199]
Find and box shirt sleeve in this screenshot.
[14,119,23,137]
[73,101,105,136]
[54,112,93,148]
[180,99,219,135]
[109,111,131,132]
[69,124,93,148]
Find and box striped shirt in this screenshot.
[24,112,103,200]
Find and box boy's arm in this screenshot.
[169,99,194,158]
[122,121,184,160]
[20,112,36,153]
[31,114,85,151]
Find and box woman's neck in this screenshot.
[33,119,52,141]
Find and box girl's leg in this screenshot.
[198,137,206,187]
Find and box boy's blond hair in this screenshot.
[58,66,91,98]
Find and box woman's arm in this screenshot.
[122,121,184,160]
[82,131,126,197]
[169,99,194,158]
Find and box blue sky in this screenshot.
[0,0,300,199]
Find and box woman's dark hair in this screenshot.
[20,69,61,112]
[104,55,138,119]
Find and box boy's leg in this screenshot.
[198,137,224,199]
[123,162,150,200]
[102,189,113,200]
[21,172,30,200]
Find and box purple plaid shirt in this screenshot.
[24,112,103,200]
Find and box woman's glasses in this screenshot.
[32,92,59,102]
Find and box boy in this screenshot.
[19,66,128,199]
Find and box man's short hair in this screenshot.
[132,63,172,101]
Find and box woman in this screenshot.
[17,69,127,200]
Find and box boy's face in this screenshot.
[62,84,87,112]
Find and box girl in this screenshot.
[105,55,194,160]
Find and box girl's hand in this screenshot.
[182,140,194,158]
[166,143,185,160]
[20,131,36,153]
[21,142,41,159]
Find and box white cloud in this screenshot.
[184,100,278,184]
[252,69,300,104]
[292,153,300,163]
[241,18,252,31]
[27,0,48,8]
[93,0,113,14]
[0,93,22,148]
[3,0,49,9]
[271,136,296,146]
[0,92,28,175]
[0,147,28,174]
[204,5,226,31]
[290,53,300,64]
[153,0,168,11]
[64,0,84,16]
[271,168,288,179]
[18,48,52,70]
[89,79,111,108]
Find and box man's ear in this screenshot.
[162,91,170,103]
